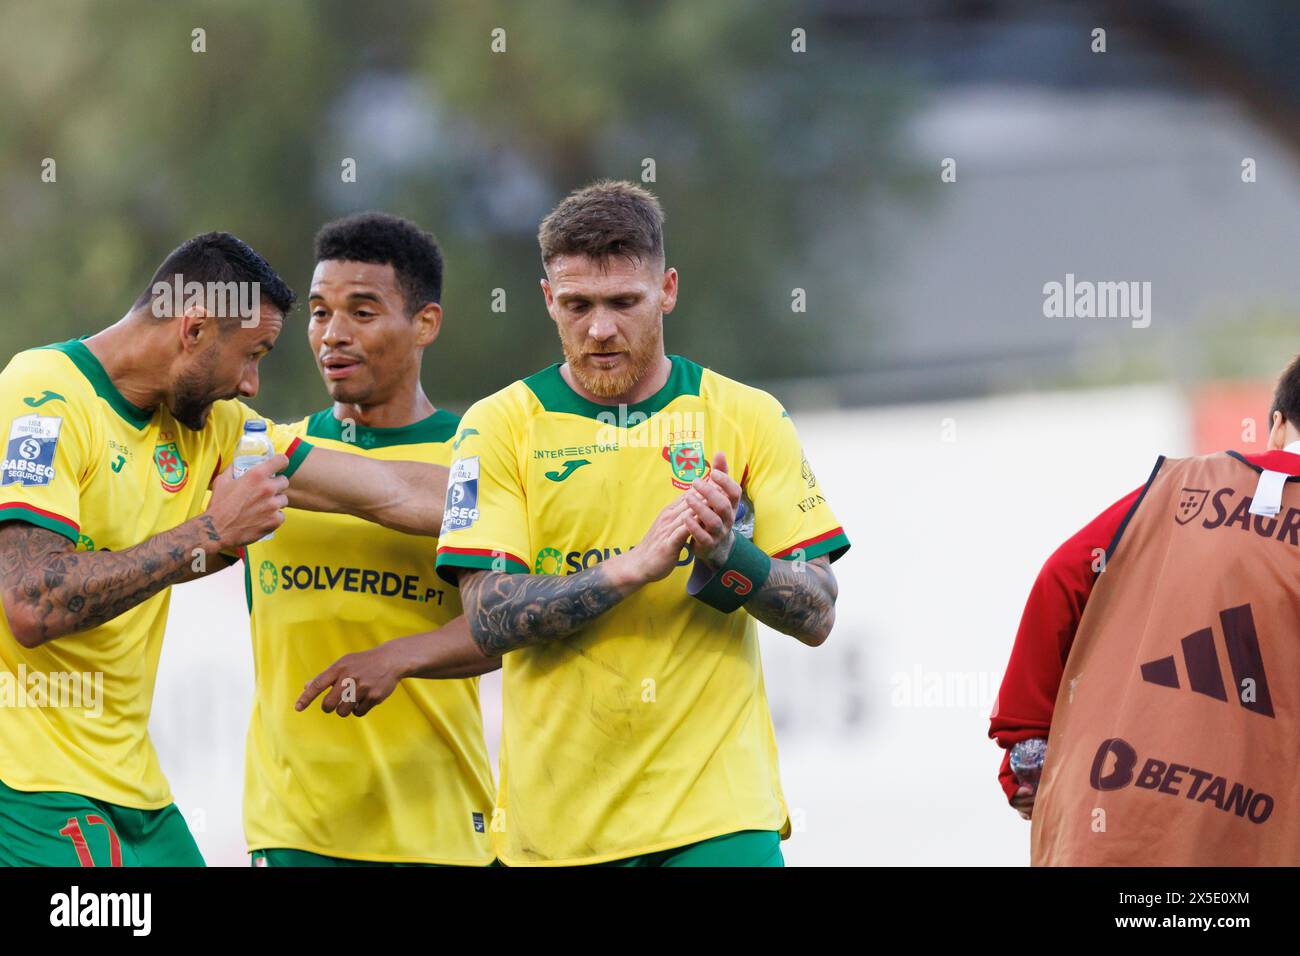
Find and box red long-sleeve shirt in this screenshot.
[987,449,1300,802]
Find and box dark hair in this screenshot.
[313,212,444,315]
[1271,356,1300,426]
[135,231,295,316]
[538,180,665,268]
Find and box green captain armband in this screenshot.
[686,533,772,613]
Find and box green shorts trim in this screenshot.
[0,778,204,867]
[600,829,784,868]
[251,847,495,868]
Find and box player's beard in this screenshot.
[561,324,662,400]
[170,344,223,430]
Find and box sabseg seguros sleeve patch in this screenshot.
[443,456,480,532]
[2,414,62,486]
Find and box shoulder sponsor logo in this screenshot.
[2,414,62,486]
[452,428,479,451]
[801,450,817,489]
[797,493,825,514]
[443,456,480,532]
[23,390,65,408]
[544,459,591,482]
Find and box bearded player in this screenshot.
[320,181,848,866]
[241,213,496,867]
[0,232,451,867]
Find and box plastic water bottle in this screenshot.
[1009,737,1048,792]
[233,419,276,541]
[734,491,755,539]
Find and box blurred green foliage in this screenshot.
[0,0,908,417]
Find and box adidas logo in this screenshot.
[1139,603,1274,718]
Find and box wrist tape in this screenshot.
[686,534,772,613]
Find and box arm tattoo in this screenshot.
[459,566,626,656]
[745,555,838,644]
[0,517,223,645]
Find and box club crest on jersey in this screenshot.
[663,440,709,489]
[443,456,480,532]
[153,441,189,492]
[2,414,62,486]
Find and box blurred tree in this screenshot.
[0,0,911,417]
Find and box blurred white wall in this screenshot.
[152,384,1188,866]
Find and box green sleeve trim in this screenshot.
[773,529,850,564]
[0,505,79,544]
[282,438,312,479]
[435,549,529,585]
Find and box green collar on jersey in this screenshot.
[305,406,461,448]
[39,337,155,430]
[522,354,704,420]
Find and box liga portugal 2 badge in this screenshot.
[153,441,189,492]
[664,440,710,490]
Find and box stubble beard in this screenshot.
[561,328,662,400]
[170,346,221,430]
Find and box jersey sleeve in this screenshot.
[0,353,93,544]
[987,484,1141,801]
[434,396,531,583]
[212,400,313,478]
[744,395,849,563]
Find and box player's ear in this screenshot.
[177,305,212,353]
[1268,410,1287,450]
[413,302,442,348]
[660,267,678,315]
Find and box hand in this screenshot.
[613,495,694,587]
[295,645,405,717]
[684,451,741,568]
[205,454,290,549]
[1011,785,1035,820]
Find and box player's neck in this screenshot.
[560,353,672,407]
[82,317,167,412]
[331,386,436,430]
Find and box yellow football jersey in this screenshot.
[0,338,309,809]
[242,408,495,865]
[435,355,849,866]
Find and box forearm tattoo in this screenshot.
[0,517,221,644]
[745,555,838,642]
[458,566,625,656]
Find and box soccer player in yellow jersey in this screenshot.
[241,213,496,867]
[317,182,849,866]
[0,233,452,867]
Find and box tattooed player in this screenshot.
[0,233,449,866]
[309,182,850,866]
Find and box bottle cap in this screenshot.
[243,419,268,432]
